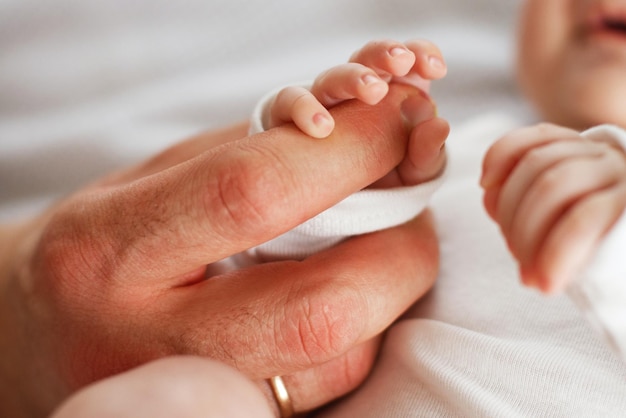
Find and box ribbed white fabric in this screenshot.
[245,84,445,260]
[316,115,626,418]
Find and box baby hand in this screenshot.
[267,39,449,187]
[481,123,626,293]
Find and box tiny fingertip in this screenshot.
[482,190,498,220]
[311,113,334,138]
[478,171,487,188]
[361,73,382,85]
[523,268,564,296]
[479,171,496,189]
[542,284,561,296]
[542,271,571,296]
[428,55,447,75]
[537,276,565,296]
[389,46,410,57]
[520,266,540,289]
[361,77,389,105]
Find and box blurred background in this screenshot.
[0,0,524,221]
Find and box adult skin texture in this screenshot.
[0,83,440,417]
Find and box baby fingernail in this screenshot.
[362,74,381,85]
[389,46,409,57]
[312,113,334,138]
[428,56,446,71]
[313,112,332,127]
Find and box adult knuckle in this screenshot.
[209,147,295,241]
[213,162,265,226]
[294,300,346,364]
[34,206,116,294]
[280,285,363,366]
[337,344,374,390]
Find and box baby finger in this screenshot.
[349,39,416,79]
[534,184,626,293]
[311,63,389,107]
[269,86,335,138]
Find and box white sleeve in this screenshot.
[567,124,626,359]
[245,83,446,260]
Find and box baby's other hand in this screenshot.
[267,39,447,139]
[481,123,626,294]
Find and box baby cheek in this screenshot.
[534,55,626,129]
[515,0,572,107]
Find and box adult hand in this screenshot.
[0,83,439,417]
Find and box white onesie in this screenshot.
[246,89,626,415]
[245,87,445,261]
[315,114,626,417]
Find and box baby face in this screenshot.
[516,0,626,129]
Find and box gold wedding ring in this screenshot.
[268,375,294,418]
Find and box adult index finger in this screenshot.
[56,84,426,287]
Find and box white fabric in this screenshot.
[5,0,626,416]
[245,84,445,260]
[567,125,626,358]
[316,115,626,418]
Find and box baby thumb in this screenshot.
[400,92,437,128]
